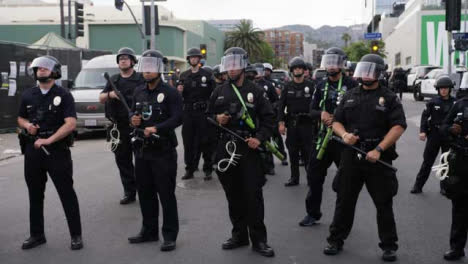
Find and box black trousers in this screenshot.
[182,111,215,173]
[305,140,342,219]
[215,139,268,244]
[113,125,136,195]
[134,149,179,242]
[414,131,449,190]
[328,149,399,251]
[24,144,82,237]
[285,121,314,181]
[450,196,468,250]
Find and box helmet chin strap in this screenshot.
[145,75,160,84]
[293,73,304,78]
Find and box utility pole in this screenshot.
[150,0,155,49]
[68,0,72,40]
[60,0,65,38]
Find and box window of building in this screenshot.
[395,52,401,66]
[405,56,412,65]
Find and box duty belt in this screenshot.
[37,130,56,138]
[184,101,208,111]
[358,138,382,152]
[288,113,312,126]
[219,130,253,141]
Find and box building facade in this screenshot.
[263,29,304,64]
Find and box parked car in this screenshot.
[71,55,119,133]
[413,68,445,101]
[271,69,290,89]
[407,65,440,92]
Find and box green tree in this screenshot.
[341,33,352,48]
[225,20,265,59]
[344,40,386,61]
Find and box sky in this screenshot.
[63,0,371,29]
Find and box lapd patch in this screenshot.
[247,93,254,103]
[305,87,310,94]
[379,97,385,106]
[264,85,268,91]
[157,93,165,103]
[53,96,61,106]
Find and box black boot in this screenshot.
[222,237,249,250]
[21,235,46,250]
[444,249,465,261]
[410,185,422,194]
[181,171,194,180]
[71,235,83,250]
[382,250,397,262]
[299,215,319,226]
[204,170,212,181]
[160,241,176,251]
[323,243,342,255]
[128,228,159,244]
[120,192,136,205]
[284,177,299,187]
[252,242,275,257]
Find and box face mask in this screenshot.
[361,79,377,87]
[327,71,339,77]
[145,75,160,84]
[293,72,303,78]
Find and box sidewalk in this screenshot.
[0,133,22,161]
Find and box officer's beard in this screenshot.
[229,72,242,82]
[37,76,51,83]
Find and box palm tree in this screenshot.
[341,33,352,48]
[225,20,265,59]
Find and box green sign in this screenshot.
[421,14,466,66]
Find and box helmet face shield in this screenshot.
[221,54,247,71]
[353,62,378,80]
[137,57,164,73]
[320,54,345,69]
[28,57,57,75]
[255,66,265,77]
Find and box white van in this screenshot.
[71,55,119,133]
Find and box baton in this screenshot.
[207,117,265,152]
[332,135,398,172]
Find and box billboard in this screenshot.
[421,14,468,69]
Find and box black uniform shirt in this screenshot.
[207,79,275,142]
[131,81,183,136]
[102,71,145,123]
[420,96,456,133]
[310,75,358,119]
[277,79,315,122]
[18,85,76,135]
[442,96,468,148]
[179,68,215,105]
[256,78,278,104]
[335,85,407,141]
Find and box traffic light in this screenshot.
[371,40,379,53]
[75,2,84,38]
[446,0,461,31]
[115,0,124,11]
[200,44,207,59]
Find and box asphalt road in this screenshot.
[0,94,462,264]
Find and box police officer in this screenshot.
[213,64,226,86]
[178,47,216,180]
[390,67,407,99]
[345,61,357,78]
[411,75,456,194]
[254,63,278,175]
[128,50,182,252]
[440,91,468,261]
[17,55,83,250]
[324,54,406,262]
[99,47,144,204]
[264,62,288,165]
[207,47,275,257]
[168,68,180,88]
[304,62,313,80]
[278,57,315,186]
[301,47,358,226]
